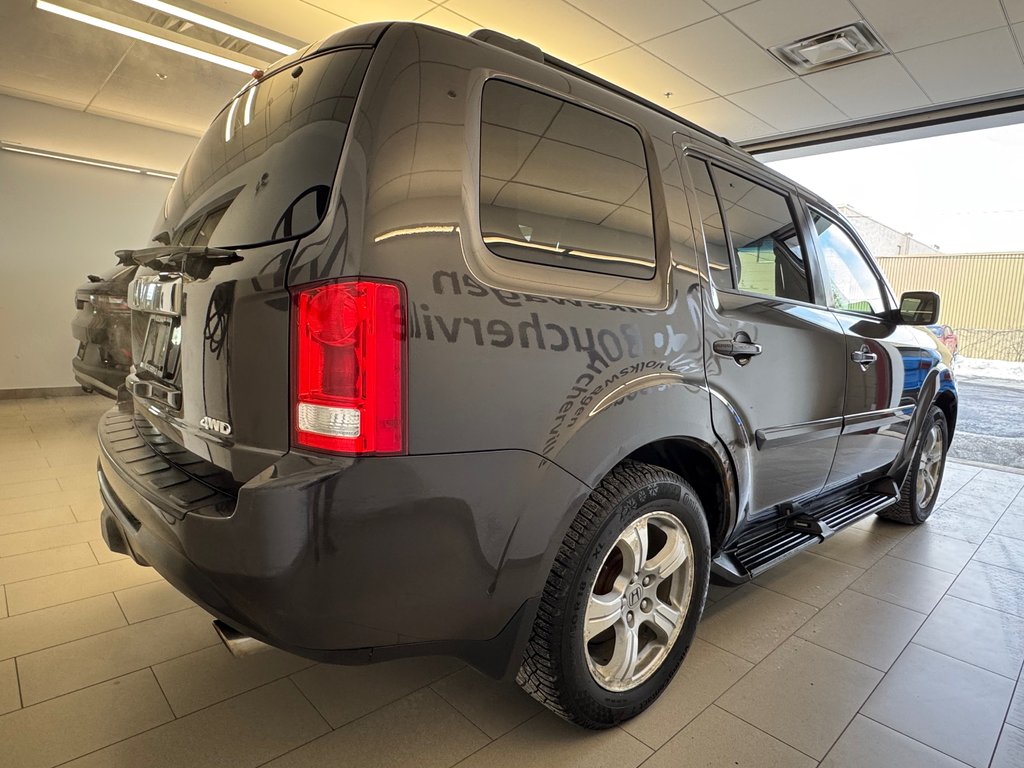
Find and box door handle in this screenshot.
[851,347,878,366]
[713,336,762,365]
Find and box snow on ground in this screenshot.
[954,356,1024,382]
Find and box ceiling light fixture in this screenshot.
[125,0,297,55]
[36,0,257,74]
[0,141,177,180]
[770,22,888,75]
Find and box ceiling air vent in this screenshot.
[770,22,888,75]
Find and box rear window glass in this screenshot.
[152,48,372,249]
[479,80,656,279]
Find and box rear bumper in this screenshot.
[96,406,586,677]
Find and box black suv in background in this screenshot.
[95,22,958,728]
[71,258,138,397]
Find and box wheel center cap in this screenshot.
[625,585,643,608]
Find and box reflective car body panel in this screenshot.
[96,21,958,678]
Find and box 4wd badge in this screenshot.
[199,416,232,436]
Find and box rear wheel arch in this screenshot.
[626,438,734,554]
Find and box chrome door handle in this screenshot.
[851,348,878,365]
[713,337,762,365]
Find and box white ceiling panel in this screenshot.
[644,16,793,95]
[703,0,749,11]
[1005,0,1024,24]
[854,0,1007,53]
[729,79,847,132]
[302,0,435,25]
[87,42,246,135]
[444,0,631,62]
[586,46,714,108]
[676,98,774,141]
[803,55,930,119]
[196,0,351,41]
[567,0,715,45]
[726,0,862,49]
[416,6,479,36]
[0,1,133,109]
[898,27,1024,102]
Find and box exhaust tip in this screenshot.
[213,619,271,658]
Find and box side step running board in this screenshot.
[714,490,898,582]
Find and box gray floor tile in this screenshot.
[89,538,127,562]
[992,512,1024,542]
[0,507,76,536]
[796,589,925,671]
[0,521,98,557]
[696,584,817,663]
[0,659,19,715]
[114,579,194,623]
[64,679,329,768]
[849,555,955,613]
[455,709,650,768]
[265,688,489,768]
[913,596,1024,678]
[1008,686,1024,729]
[431,666,543,740]
[852,515,915,541]
[0,488,97,517]
[619,638,751,749]
[974,535,1024,574]
[718,636,881,759]
[5,558,161,614]
[922,508,995,544]
[291,655,464,728]
[17,606,219,705]
[949,560,1024,618]
[754,552,864,608]
[813,526,897,569]
[937,489,1012,522]
[0,669,172,768]
[153,644,314,716]
[991,724,1024,768]
[0,542,96,585]
[642,705,816,768]
[820,715,970,768]
[862,644,1014,768]
[888,528,979,574]
[0,478,61,501]
[0,594,126,660]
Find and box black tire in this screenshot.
[878,406,948,525]
[515,460,710,728]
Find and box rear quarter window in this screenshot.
[479,80,656,280]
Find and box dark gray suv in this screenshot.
[96,22,957,728]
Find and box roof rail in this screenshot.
[467,28,736,150]
[468,29,543,62]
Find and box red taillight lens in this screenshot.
[292,279,406,454]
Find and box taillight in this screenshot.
[292,279,406,455]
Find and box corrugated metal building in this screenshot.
[876,254,1024,361]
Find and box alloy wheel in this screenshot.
[916,422,945,508]
[584,511,695,691]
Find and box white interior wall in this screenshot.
[0,149,174,390]
[0,94,201,391]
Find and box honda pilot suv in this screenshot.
[97,22,957,728]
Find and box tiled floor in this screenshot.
[1,394,1023,768]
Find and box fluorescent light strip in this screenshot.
[127,0,297,55]
[36,0,255,74]
[224,95,241,142]
[1,143,177,179]
[242,84,257,126]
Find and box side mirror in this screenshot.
[899,291,940,325]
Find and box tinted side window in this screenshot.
[712,166,811,303]
[479,80,655,279]
[686,158,734,288]
[810,210,887,315]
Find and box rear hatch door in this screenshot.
[126,46,373,482]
